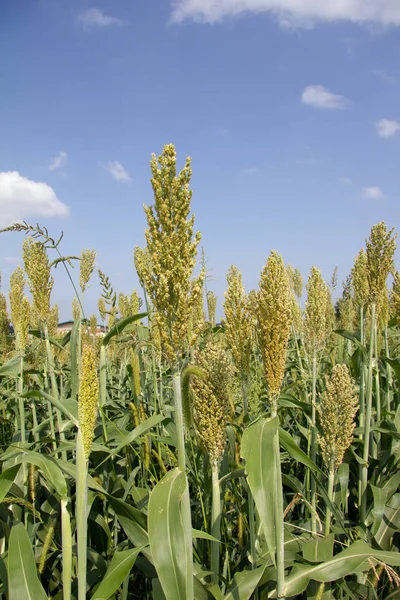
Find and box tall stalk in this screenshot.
[361,303,376,522]
[325,468,335,536]
[76,431,88,600]
[210,460,221,584]
[271,398,285,599]
[310,351,318,534]
[61,498,72,600]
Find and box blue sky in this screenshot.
[1,0,400,319]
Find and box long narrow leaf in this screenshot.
[148,467,193,600]
[8,522,47,600]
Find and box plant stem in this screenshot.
[358,306,365,511]
[384,328,393,413]
[361,303,375,522]
[61,498,72,600]
[76,430,88,600]
[172,371,186,472]
[211,460,221,584]
[325,467,335,536]
[272,399,285,600]
[311,351,318,535]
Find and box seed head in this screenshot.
[135,144,202,361]
[256,251,291,402]
[118,293,131,319]
[9,267,30,347]
[89,314,98,337]
[80,249,96,294]
[224,265,252,378]
[47,304,59,337]
[390,272,400,323]
[207,290,217,327]
[190,342,233,464]
[366,222,397,321]
[98,297,106,323]
[352,249,369,312]
[78,344,99,459]
[317,364,358,470]
[72,297,80,322]
[0,293,10,350]
[304,267,328,352]
[22,238,53,324]
[130,290,141,315]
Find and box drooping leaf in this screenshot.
[241,417,278,562]
[91,546,144,600]
[110,414,167,456]
[102,313,147,346]
[269,540,400,598]
[0,464,21,503]
[8,522,47,600]
[224,564,267,600]
[148,468,193,600]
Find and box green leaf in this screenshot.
[0,356,22,377]
[91,546,144,600]
[279,428,324,477]
[374,493,400,550]
[241,417,278,562]
[13,451,68,499]
[224,565,267,600]
[192,529,219,542]
[0,464,21,502]
[22,389,78,426]
[8,522,47,600]
[102,313,147,346]
[110,414,167,456]
[148,468,193,600]
[107,496,152,563]
[303,534,334,563]
[269,540,400,598]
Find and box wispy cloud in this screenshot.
[78,8,125,29]
[376,119,400,138]
[241,167,259,175]
[0,171,69,228]
[170,0,400,27]
[338,176,352,185]
[362,186,384,200]
[1,256,20,264]
[49,150,68,171]
[104,161,131,182]
[373,69,396,84]
[301,85,348,109]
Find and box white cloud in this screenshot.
[78,8,125,29]
[49,150,68,171]
[170,0,400,26]
[241,166,259,175]
[1,256,20,264]
[362,186,384,200]
[373,69,396,84]
[104,161,131,182]
[376,118,400,138]
[0,171,69,228]
[338,176,352,184]
[301,85,348,109]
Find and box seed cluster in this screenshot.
[134,144,203,361]
[223,265,252,378]
[78,344,99,459]
[256,251,291,402]
[318,364,358,470]
[191,342,233,464]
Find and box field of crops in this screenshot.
[0,144,399,600]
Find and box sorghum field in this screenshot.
[0,144,399,600]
